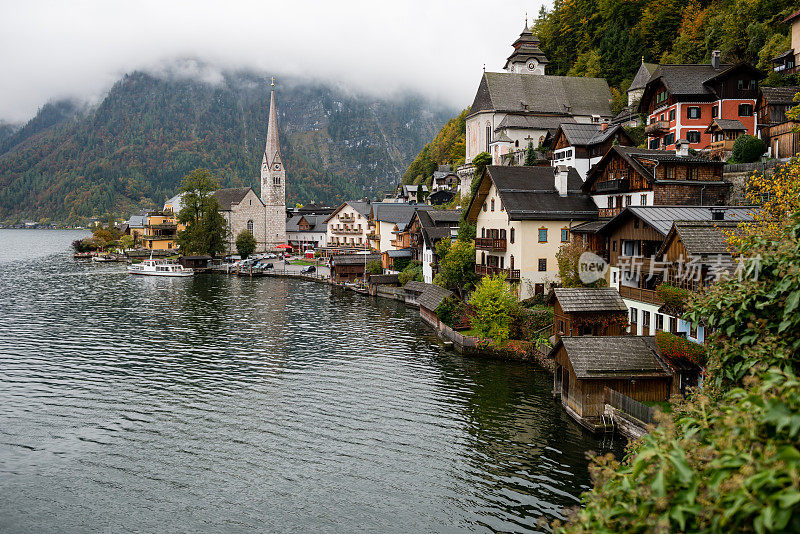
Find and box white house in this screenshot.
[550,123,634,180]
[466,165,599,299]
[286,214,327,251]
[371,203,430,253]
[324,201,372,251]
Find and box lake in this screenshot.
[0,230,623,533]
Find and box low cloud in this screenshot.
[0,0,549,123]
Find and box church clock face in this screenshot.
[273,163,281,171]
[527,61,536,71]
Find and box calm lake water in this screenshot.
[0,229,623,533]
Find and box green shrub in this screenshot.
[366,259,382,275]
[729,134,767,164]
[469,274,517,343]
[435,296,459,327]
[655,330,707,367]
[656,283,691,313]
[235,230,256,259]
[510,306,554,341]
[398,261,423,285]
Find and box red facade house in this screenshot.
[639,55,763,152]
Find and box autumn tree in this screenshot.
[433,239,478,298]
[176,168,228,256]
[556,238,607,288]
[469,274,517,343]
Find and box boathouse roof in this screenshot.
[550,288,627,313]
[417,284,453,312]
[554,336,671,380]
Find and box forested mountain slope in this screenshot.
[0,70,452,222]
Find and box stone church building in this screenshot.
[215,80,287,254]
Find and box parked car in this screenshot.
[301,265,316,274]
[262,263,274,270]
[264,253,277,259]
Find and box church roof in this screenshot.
[504,26,549,70]
[469,72,613,118]
[214,188,257,211]
[263,86,281,166]
[628,61,659,91]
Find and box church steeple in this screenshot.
[504,23,549,74]
[259,76,287,248]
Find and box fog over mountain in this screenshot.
[0,0,548,123]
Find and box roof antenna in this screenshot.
[483,63,486,73]
[525,11,528,29]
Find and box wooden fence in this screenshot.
[604,387,655,424]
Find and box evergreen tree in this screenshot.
[524,141,536,166]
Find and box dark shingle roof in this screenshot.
[648,64,733,96]
[214,188,254,211]
[479,166,598,221]
[570,219,611,234]
[386,249,412,258]
[552,288,628,313]
[286,215,327,233]
[404,280,428,293]
[707,119,746,132]
[760,86,800,105]
[558,336,670,379]
[556,123,628,147]
[657,220,741,257]
[629,62,659,91]
[373,203,431,224]
[417,284,454,311]
[470,72,613,117]
[496,114,577,132]
[331,254,381,266]
[369,273,399,285]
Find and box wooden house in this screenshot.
[551,336,672,429]
[550,123,634,179]
[705,119,746,159]
[582,146,728,219]
[329,254,381,283]
[548,288,628,342]
[417,284,454,328]
[757,86,800,159]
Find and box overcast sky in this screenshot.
[0,0,552,123]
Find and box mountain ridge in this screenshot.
[0,68,454,222]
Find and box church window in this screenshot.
[485,122,491,152]
[247,220,254,233]
[273,176,281,185]
[490,199,495,211]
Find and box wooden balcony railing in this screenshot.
[618,284,664,306]
[475,265,520,281]
[596,178,629,193]
[599,207,623,218]
[709,139,736,152]
[645,120,670,136]
[338,214,355,222]
[475,237,507,252]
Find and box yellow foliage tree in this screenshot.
[727,157,800,250]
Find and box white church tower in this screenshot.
[260,77,287,249]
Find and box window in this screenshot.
[687,107,701,119]
[607,197,614,208]
[737,79,755,91]
[481,228,485,238]
[510,228,515,243]
[690,323,698,338]
[650,117,656,125]
[630,307,638,325]
[538,258,547,271]
[660,114,665,121]
[538,227,548,242]
[612,240,617,252]
[486,124,491,152]
[655,314,664,331]
[649,138,660,149]
[625,195,632,206]
[490,198,495,211]
[643,311,651,328]
[634,218,640,229]
[247,220,254,233]
[510,255,514,269]
[483,202,487,212]
[500,202,504,212]
[668,317,676,332]
[561,228,569,242]
[515,140,519,148]
[712,106,718,118]
[666,165,674,180]
[738,103,753,117]
[688,167,697,180]
[664,132,676,146]
[686,131,701,143]
[668,109,675,121]
[273,176,281,185]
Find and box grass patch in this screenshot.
[289,260,316,266]
[643,400,673,413]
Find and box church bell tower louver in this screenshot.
[260,77,287,249]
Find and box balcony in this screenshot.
[596,178,629,193]
[709,139,736,152]
[332,227,363,235]
[599,207,623,218]
[338,214,355,222]
[475,265,520,281]
[619,284,663,306]
[645,120,670,136]
[475,237,507,252]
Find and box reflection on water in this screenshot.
[0,230,623,533]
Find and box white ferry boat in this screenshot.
[127,259,194,277]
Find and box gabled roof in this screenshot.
[504,26,549,70]
[164,192,185,214]
[469,72,613,117]
[127,214,146,228]
[583,146,724,192]
[705,119,746,133]
[553,336,670,379]
[467,166,598,222]
[629,61,659,92]
[286,214,327,233]
[759,86,800,106]
[656,220,740,257]
[403,280,428,293]
[214,188,258,211]
[554,123,632,148]
[550,288,628,313]
[324,200,371,223]
[372,203,431,224]
[385,248,413,258]
[417,284,453,312]
[599,206,756,237]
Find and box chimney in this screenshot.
[710,207,727,221]
[675,139,689,157]
[711,50,721,70]
[555,165,569,197]
[600,121,609,132]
